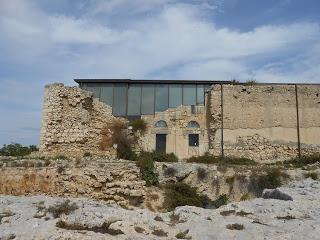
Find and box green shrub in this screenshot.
[304,171,318,180]
[47,200,78,218]
[136,155,158,186]
[186,153,256,165]
[280,154,320,168]
[139,151,178,163]
[113,131,136,160]
[163,182,210,211]
[250,168,286,195]
[240,193,250,201]
[211,194,228,208]
[0,143,38,156]
[130,119,147,133]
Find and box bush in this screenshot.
[250,168,287,195]
[163,182,210,211]
[47,200,78,218]
[136,154,158,186]
[130,119,147,133]
[0,143,38,156]
[280,154,320,168]
[186,153,256,166]
[140,151,178,163]
[211,194,228,208]
[304,171,318,180]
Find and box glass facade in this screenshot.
[141,84,154,115]
[155,84,168,112]
[113,84,127,116]
[169,84,183,108]
[183,84,196,105]
[100,83,113,106]
[80,82,210,116]
[127,84,141,115]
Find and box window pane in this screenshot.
[141,84,154,115]
[169,84,182,108]
[155,84,168,112]
[113,84,127,116]
[127,84,141,116]
[183,84,196,105]
[197,85,204,105]
[100,83,113,107]
[85,83,101,99]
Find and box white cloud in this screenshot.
[0,0,320,145]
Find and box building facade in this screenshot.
[40,80,320,162]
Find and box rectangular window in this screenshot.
[155,84,168,112]
[197,85,204,105]
[100,83,113,107]
[183,84,196,106]
[127,84,141,116]
[189,134,199,147]
[141,84,154,115]
[113,83,127,116]
[85,83,101,99]
[169,84,182,108]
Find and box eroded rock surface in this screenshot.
[1,179,320,240]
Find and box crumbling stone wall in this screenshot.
[207,84,320,162]
[0,159,146,208]
[40,83,118,157]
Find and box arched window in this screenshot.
[187,121,200,128]
[155,120,168,128]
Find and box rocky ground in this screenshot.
[1,179,319,240]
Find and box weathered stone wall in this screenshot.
[0,158,146,208]
[40,83,118,157]
[207,84,320,162]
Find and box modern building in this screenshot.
[40,80,320,162]
[75,79,225,118]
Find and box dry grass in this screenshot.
[226,223,244,230]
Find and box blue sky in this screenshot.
[0,0,319,146]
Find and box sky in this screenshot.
[0,0,319,146]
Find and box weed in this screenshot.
[226,223,244,230]
[136,155,158,186]
[152,229,168,237]
[277,154,320,168]
[163,183,210,211]
[276,215,296,220]
[220,210,235,216]
[250,168,287,195]
[304,171,318,180]
[130,119,147,134]
[186,153,256,166]
[47,200,78,218]
[134,226,145,233]
[197,167,207,180]
[240,193,251,201]
[212,194,228,208]
[140,151,178,163]
[154,215,164,221]
[236,210,252,216]
[225,176,235,185]
[83,152,92,158]
[175,229,190,239]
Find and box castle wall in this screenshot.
[39,83,118,157]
